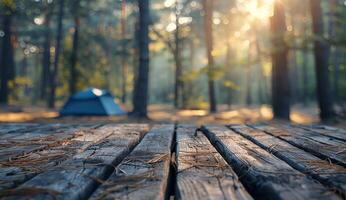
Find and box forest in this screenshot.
[0,0,346,124]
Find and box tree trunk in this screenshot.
[41,8,52,100]
[246,43,252,106]
[121,0,128,103]
[131,20,140,106]
[21,50,28,76]
[131,0,150,118]
[270,2,290,120]
[302,49,309,105]
[69,0,80,96]
[48,0,65,108]
[328,0,340,104]
[254,30,267,104]
[289,49,299,104]
[33,53,41,104]
[301,15,310,106]
[174,0,183,109]
[202,0,217,113]
[0,13,14,104]
[225,41,232,108]
[310,0,335,121]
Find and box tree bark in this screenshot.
[225,40,232,108]
[174,0,183,109]
[202,0,217,113]
[302,49,309,105]
[289,49,299,104]
[246,42,252,106]
[41,7,52,100]
[69,0,80,96]
[310,0,335,121]
[270,1,290,120]
[131,0,150,118]
[301,15,310,106]
[121,0,128,103]
[254,29,267,104]
[328,0,340,104]
[48,0,65,108]
[0,12,14,104]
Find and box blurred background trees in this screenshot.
[0,0,346,122]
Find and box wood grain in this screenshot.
[90,125,174,200]
[0,124,92,161]
[293,124,346,142]
[0,124,118,190]
[201,125,341,200]
[230,125,346,198]
[253,124,346,167]
[176,125,253,200]
[2,124,148,200]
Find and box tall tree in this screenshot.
[173,0,183,109]
[225,39,232,108]
[41,1,53,100]
[48,0,65,108]
[328,0,340,104]
[301,13,310,105]
[120,0,128,103]
[0,4,15,104]
[69,0,80,95]
[270,1,290,120]
[131,0,150,118]
[310,0,335,121]
[202,0,217,113]
[246,41,253,106]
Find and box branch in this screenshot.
[151,27,175,53]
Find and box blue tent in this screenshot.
[60,88,126,116]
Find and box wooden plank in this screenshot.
[0,124,96,162]
[0,124,39,135]
[0,124,120,190]
[176,125,253,200]
[253,124,346,167]
[2,124,148,200]
[0,124,93,140]
[201,125,341,200]
[230,125,346,198]
[89,125,174,200]
[293,124,346,142]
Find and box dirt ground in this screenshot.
[2,104,344,128]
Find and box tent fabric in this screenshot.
[60,88,126,116]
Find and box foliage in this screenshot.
[0,0,345,109]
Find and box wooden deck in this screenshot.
[0,123,345,200]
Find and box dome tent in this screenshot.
[60,88,126,116]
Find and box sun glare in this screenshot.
[242,0,275,21]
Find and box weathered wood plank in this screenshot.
[201,125,341,200]
[2,124,148,200]
[0,124,118,190]
[0,124,97,162]
[253,124,346,167]
[230,125,346,198]
[293,124,346,142]
[89,125,174,200]
[0,124,39,135]
[176,125,253,200]
[0,124,82,139]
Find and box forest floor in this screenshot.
[1,104,345,128]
